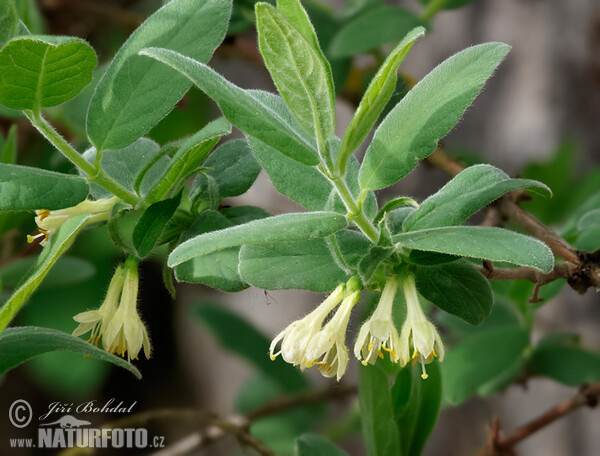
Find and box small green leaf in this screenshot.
[404,164,551,231]
[192,139,261,201]
[0,326,140,378]
[0,164,88,211]
[529,345,600,386]
[0,214,90,332]
[143,118,231,204]
[415,260,492,325]
[239,239,347,291]
[359,365,401,456]
[0,35,96,110]
[442,327,529,404]
[256,2,335,147]
[338,27,424,171]
[192,302,308,391]
[133,192,181,258]
[393,226,554,272]
[295,434,349,456]
[139,48,319,165]
[0,0,19,48]
[86,0,231,151]
[168,212,348,267]
[392,363,442,456]
[1,124,17,164]
[359,43,510,190]
[329,6,423,57]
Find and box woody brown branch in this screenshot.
[426,148,600,293]
[477,382,600,456]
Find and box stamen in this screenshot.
[377,349,384,359]
[382,346,397,358]
[317,364,327,371]
[324,364,333,374]
[27,232,45,243]
[38,209,51,220]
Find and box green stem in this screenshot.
[330,175,379,243]
[421,0,448,21]
[26,111,139,206]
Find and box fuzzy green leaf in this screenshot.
[0,35,96,110]
[133,192,181,258]
[86,0,231,151]
[143,118,231,204]
[192,139,261,201]
[256,2,335,147]
[0,326,141,378]
[139,48,319,165]
[359,365,401,456]
[359,43,510,190]
[174,211,248,292]
[393,226,554,272]
[239,239,347,291]
[415,260,492,325]
[338,27,424,172]
[392,363,442,456]
[404,164,551,231]
[169,211,348,267]
[0,164,88,211]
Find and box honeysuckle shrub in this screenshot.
[0,0,599,454]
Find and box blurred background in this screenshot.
[0,0,599,455]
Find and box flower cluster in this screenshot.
[72,256,151,362]
[270,273,444,381]
[27,197,119,246]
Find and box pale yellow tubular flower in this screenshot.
[27,196,119,246]
[103,257,151,362]
[354,276,401,366]
[304,290,361,381]
[399,273,445,379]
[269,284,345,366]
[72,265,125,346]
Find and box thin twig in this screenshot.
[477,263,574,284]
[477,382,600,455]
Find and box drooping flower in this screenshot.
[354,276,401,365]
[304,290,361,381]
[103,257,151,362]
[27,197,119,246]
[269,284,345,366]
[399,273,444,379]
[72,264,125,346]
